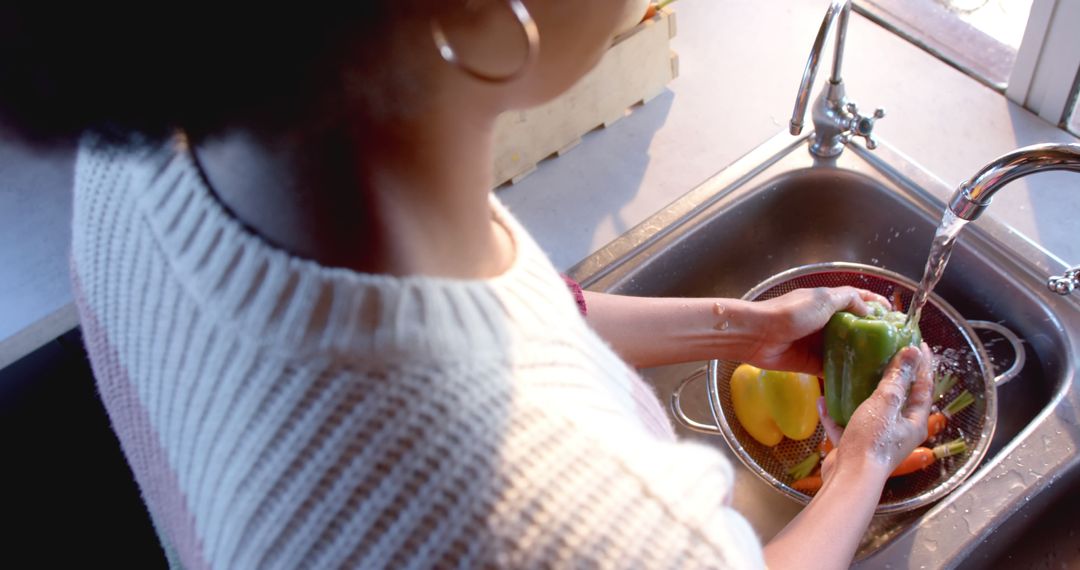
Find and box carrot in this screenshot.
[890,437,967,477]
[927,413,947,440]
[791,474,823,493]
[641,0,678,23]
[926,390,975,440]
[818,436,835,455]
[891,447,936,477]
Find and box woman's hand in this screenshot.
[742,287,891,375]
[764,343,934,570]
[582,287,889,370]
[819,343,935,481]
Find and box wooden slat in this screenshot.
[492,8,678,187]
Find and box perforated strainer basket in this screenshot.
[671,262,1024,514]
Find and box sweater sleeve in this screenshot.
[482,397,767,569]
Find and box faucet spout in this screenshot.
[948,143,1080,221]
[947,142,1080,295]
[789,0,851,137]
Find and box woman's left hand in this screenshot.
[741,287,890,375]
[581,287,888,370]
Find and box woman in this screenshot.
[1,2,933,568]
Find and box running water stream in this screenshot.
[906,209,970,328]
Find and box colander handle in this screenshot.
[968,320,1026,386]
[670,367,721,434]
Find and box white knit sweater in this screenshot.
[71,133,764,569]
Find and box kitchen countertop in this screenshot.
[0,128,76,370]
[498,0,1079,273]
[1,0,1077,370]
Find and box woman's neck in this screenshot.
[193,109,514,279]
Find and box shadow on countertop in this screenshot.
[498,90,675,271]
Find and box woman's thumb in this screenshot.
[818,396,843,446]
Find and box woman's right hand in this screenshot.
[819,343,935,481]
[765,343,935,569]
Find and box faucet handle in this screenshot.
[843,102,885,150]
[1048,266,1079,295]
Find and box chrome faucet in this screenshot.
[790,0,884,158]
[948,143,1080,295]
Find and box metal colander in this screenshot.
[674,262,1023,514]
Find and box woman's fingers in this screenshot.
[859,289,894,310]
[855,288,892,311]
[821,449,837,481]
[902,343,935,427]
[874,346,922,416]
[827,286,891,317]
[826,287,868,317]
[817,396,844,446]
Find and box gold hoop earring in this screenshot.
[431,0,540,84]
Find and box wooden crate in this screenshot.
[493,7,679,187]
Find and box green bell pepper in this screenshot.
[823,301,921,426]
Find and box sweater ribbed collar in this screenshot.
[127,133,582,365]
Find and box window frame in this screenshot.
[1006,0,1080,132]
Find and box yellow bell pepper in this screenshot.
[731,364,821,446]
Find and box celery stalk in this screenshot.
[787,452,820,480]
[932,437,968,460]
[943,390,975,418]
[933,372,958,401]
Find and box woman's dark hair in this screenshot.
[0,6,406,146]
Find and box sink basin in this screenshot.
[568,131,1080,566]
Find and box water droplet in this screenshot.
[1004,470,1025,493]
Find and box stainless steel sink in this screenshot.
[568,131,1080,567]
